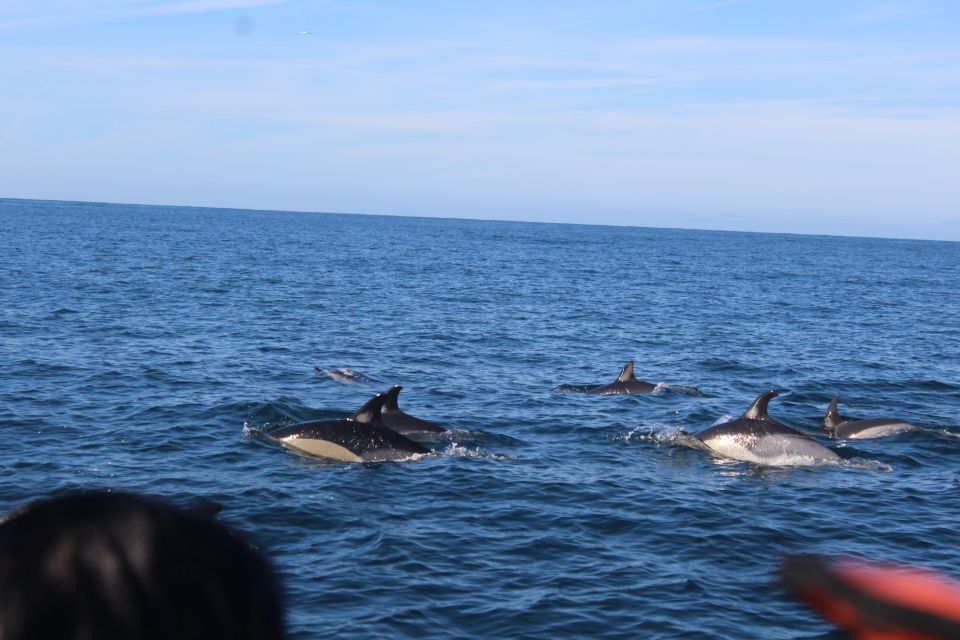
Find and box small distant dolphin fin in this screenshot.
[383,385,402,412]
[351,393,387,423]
[743,390,779,420]
[616,361,636,383]
[824,396,844,431]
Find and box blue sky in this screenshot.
[1,1,959,239]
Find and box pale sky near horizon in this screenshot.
[1,1,958,240]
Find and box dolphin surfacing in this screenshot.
[696,390,839,465]
[380,386,446,435]
[824,396,916,439]
[268,393,430,462]
[588,361,657,395]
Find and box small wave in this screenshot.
[50,307,78,316]
[840,457,894,472]
[657,383,701,396]
[242,421,275,441]
[316,367,378,384]
[551,383,598,394]
[913,379,960,391]
[615,425,711,453]
[442,429,526,448]
[617,423,681,443]
[233,398,324,426]
[933,427,960,440]
[437,442,511,460]
[257,345,291,353]
[403,430,450,444]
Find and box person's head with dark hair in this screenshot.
[0,491,286,640]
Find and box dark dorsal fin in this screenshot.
[824,395,843,431]
[742,390,779,420]
[616,361,637,383]
[383,385,402,412]
[351,393,387,423]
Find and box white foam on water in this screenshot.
[654,383,701,395]
[437,443,511,460]
[616,423,683,443]
[839,457,894,472]
[241,421,258,439]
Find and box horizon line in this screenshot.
[2,196,955,244]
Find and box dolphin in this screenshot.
[695,390,840,464]
[588,361,657,395]
[379,386,446,435]
[823,396,916,439]
[268,393,430,462]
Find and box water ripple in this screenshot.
[1,200,959,639]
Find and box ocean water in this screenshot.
[1,198,958,639]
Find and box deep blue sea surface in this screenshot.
[1,198,959,638]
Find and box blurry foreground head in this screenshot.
[781,554,960,640]
[0,491,285,640]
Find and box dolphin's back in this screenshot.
[824,396,917,439]
[589,379,657,395]
[696,416,796,441]
[588,361,657,395]
[380,386,447,434]
[381,411,446,435]
[743,431,840,463]
[833,418,915,440]
[696,391,839,464]
[697,418,839,464]
[823,396,917,439]
[270,419,429,462]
